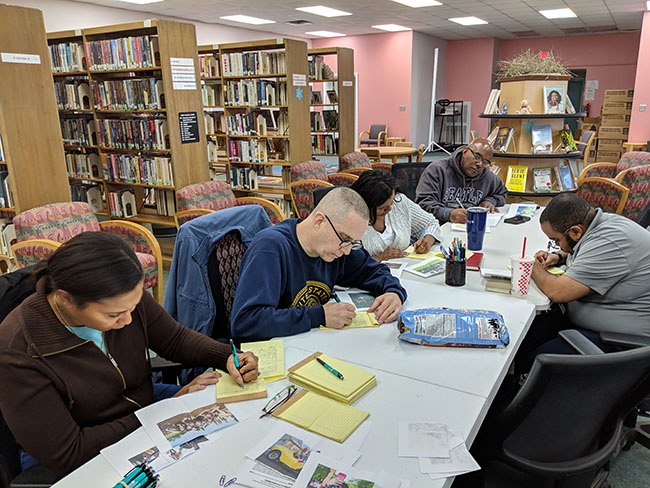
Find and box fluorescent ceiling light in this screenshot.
[220,15,276,25]
[296,6,352,17]
[305,30,346,37]
[646,0,650,10]
[449,16,488,26]
[372,24,412,32]
[114,0,164,4]
[539,8,577,19]
[391,0,443,7]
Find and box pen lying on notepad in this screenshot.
[316,357,344,380]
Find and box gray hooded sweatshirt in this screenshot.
[415,146,508,223]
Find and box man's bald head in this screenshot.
[459,137,494,178]
[469,137,494,160]
[312,187,369,224]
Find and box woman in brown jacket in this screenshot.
[0,232,258,477]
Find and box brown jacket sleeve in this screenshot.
[140,291,232,370]
[0,351,140,476]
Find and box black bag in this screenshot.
[0,266,35,323]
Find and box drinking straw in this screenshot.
[522,237,527,259]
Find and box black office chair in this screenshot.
[635,201,650,229]
[460,331,650,488]
[391,162,430,202]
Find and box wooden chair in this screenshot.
[359,124,388,146]
[11,239,62,269]
[341,167,372,177]
[289,179,334,219]
[371,161,393,172]
[13,202,163,303]
[176,180,286,226]
[395,141,413,147]
[362,148,381,162]
[327,172,358,186]
[575,131,596,173]
[416,144,426,162]
[174,208,214,229]
[576,177,630,215]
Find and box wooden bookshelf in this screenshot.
[48,19,209,225]
[0,5,71,221]
[218,37,310,211]
[308,47,354,164]
[197,43,227,179]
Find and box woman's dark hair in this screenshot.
[350,170,397,225]
[33,232,144,307]
[547,90,561,103]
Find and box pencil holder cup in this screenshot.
[445,258,466,286]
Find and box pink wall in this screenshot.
[312,31,413,142]
[498,33,640,117]
[446,38,497,136]
[629,12,650,142]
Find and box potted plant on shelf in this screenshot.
[496,50,574,82]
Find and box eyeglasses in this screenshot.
[547,240,561,251]
[324,215,363,251]
[466,147,492,168]
[260,385,298,418]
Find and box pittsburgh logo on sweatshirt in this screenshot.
[291,280,332,308]
[443,187,484,206]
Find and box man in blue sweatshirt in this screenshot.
[231,187,407,340]
[415,138,508,224]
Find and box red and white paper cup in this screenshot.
[510,254,535,296]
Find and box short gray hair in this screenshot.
[313,187,369,223]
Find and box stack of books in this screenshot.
[288,352,376,404]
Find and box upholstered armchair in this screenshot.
[327,172,358,186]
[175,180,286,227]
[615,164,650,221]
[340,152,373,172]
[341,167,372,177]
[289,179,333,219]
[576,177,630,215]
[371,162,393,172]
[577,151,650,181]
[359,124,388,146]
[12,202,163,303]
[291,161,358,187]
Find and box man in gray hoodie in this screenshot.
[415,138,508,224]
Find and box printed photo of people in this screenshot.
[156,403,239,448]
[128,436,210,472]
[306,464,375,488]
[544,85,566,114]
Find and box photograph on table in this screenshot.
[127,436,209,472]
[304,464,374,488]
[256,433,312,479]
[544,85,566,114]
[156,403,239,448]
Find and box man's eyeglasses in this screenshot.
[547,240,561,251]
[260,385,298,418]
[324,215,363,251]
[466,147,493,168]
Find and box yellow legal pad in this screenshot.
[405,247,474,261]
[215,369,267,404]
[320,312,379,330]
[240,339,287,382]
[288,352,376,404]
[272,389,369,443]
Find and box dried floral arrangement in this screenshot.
[496,50,574,79]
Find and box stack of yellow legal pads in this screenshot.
[288,352,376,404]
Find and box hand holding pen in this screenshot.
[450,200,468,224]
[227,339,259,387]
[323,294,356,329]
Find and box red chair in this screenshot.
[289,179,333,219]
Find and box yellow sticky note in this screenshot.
[547,266,565,275]
[240,339,286,382]
[404,246,439,260]
[215,369,267,402]
[320,312,379,329]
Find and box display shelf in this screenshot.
[480,113,586,119]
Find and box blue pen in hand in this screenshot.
[331,292,341,303]
[229,339,244,389]
[316,356,344,380]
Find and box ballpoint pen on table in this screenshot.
[229,339,244,389]
[316,356,344,380]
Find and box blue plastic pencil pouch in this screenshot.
[397,308,510,348]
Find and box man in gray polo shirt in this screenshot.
[515,193,650,373]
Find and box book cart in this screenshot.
[480,75,585,205]
[307,47,355,164]
[47,19,209,227]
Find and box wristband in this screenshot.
[551,251,564,264]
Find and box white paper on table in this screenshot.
[342,420,372,452]
[376,469,412,488]
[135,385,247,451]
[506,203,537,219]
[480,267,512,279]
[384,260,409,279]
[420,444,480,477]
[236,424,362,488]
[398,422,450,458]
[487,213,504,227]
[450,223,491,233]
[335,290,375,311]
[291,452,378,488]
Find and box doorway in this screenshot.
[566,69,586,134]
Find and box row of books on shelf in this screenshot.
[96,118,169,151]
[71,183,103,212]
[312,134,338,155]
[66,153,101,179]
[86,36,160,71]
[92,78,164,111]
[202,84,222,106]
[310,110,338,131]
[221,50,286,77]
[198,54,219,78]
[483,86,577,115]
[505,164,575,193]
[230,167,259,191]
[152,189,176,216]
[228,138,287,163]
[0,220,16,258]
[207,141,226,163]
[310,89,337,105]
[488,125,577,154]
[54,81,91,111]
[60,118,97,146]
[108,189,137,218]
[204,111,226,134]
[0,171,13,208]
[49,41,85,73]
[224,79,287,107]
[103,153,174,186]
[308,55,334,80]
